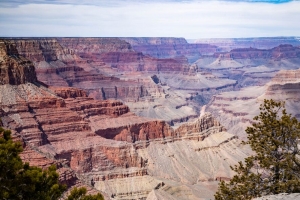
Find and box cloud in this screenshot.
[0,1,299,38]
[1,0,298,7]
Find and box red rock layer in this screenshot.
[0,40,37,85]
[7,38,66,62]
[49,86,88,99]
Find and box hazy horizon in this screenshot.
[1,0,300,38]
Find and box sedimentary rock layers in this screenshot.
[0,40,37,85]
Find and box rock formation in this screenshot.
[0,39,252,199]
[0,40,37,85]
[3,38,237,125]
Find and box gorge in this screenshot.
[1,36,300,199]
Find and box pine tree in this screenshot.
[215,99,300,200]
[0,126,104,200]
[67,187,104,200]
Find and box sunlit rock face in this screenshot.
[0,40,37,85]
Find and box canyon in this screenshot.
[1,36,300,199]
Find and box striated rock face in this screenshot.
[8,38,65,62]
[0,40,37,85]
[49,86,88,99]
[175,113,226,137]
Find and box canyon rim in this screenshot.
[1,0,300,199]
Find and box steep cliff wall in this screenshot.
[0,40,37,85]
[57,37,133,55]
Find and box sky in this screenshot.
[0,0,299,39]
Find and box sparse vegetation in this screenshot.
[215,99,300,200]
[0,126,104,200]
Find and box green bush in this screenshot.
[0,126,104,200]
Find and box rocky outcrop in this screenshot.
[0,40,37,85]
[175,113,226,137]
[49,86,88,99]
